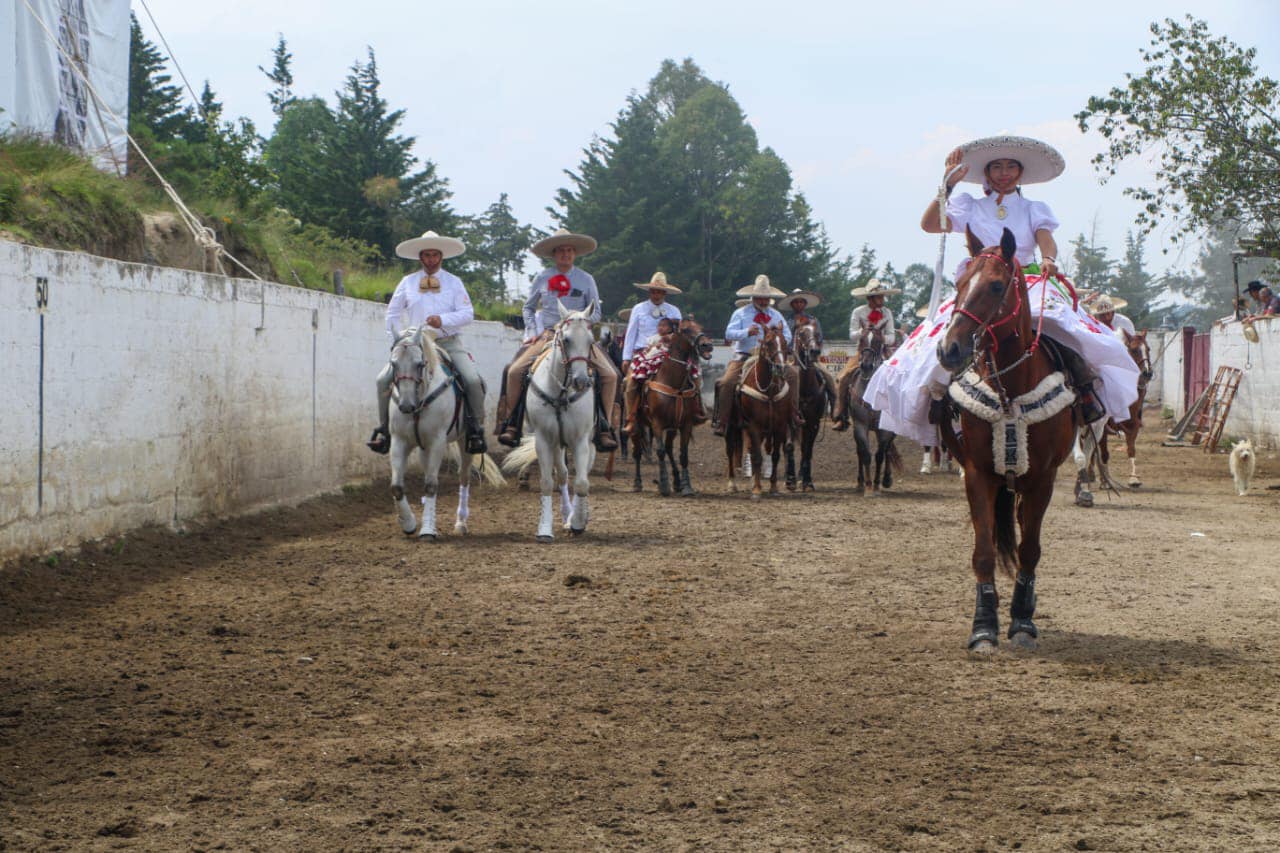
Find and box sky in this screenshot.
[132,0,1280,287]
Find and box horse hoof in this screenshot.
[418,532,439,542]
[786,482,797,492]
[1128,478,1142,489]
[1009,631,1038,651]
[968,640,998,656]
[570,527,586,536]
[536,534,553,543]
[750,493,761,501]
[631,483,642,493]
[454,523,468,536]
[1075,491,1094,508]
[802,482,815,492]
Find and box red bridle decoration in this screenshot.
[952,250,1025,355]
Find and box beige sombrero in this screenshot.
[850,278,902,298]
[395,230,466,260]
[1087,295,1129,315]
[531,228,597,258]
[956,135,1065,186]
[735,274,787,299]
[784,289,822,310]
[633,271,682,293]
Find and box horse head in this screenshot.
[857,327,885,377]
[676,319,714,362]
[390,325,440,413]
[938,227,1024,374]
[555,298,596,393]
[1123,329,1153,381]
[794,323,820,367]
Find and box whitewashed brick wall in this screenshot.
[0,241,523,561]
[1215,318,1279,448]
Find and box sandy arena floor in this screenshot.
[2,420,1279,851]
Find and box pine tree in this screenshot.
[1111,231,1155,327]
[127,13,188,143]
[259,35,295,119]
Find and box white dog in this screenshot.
[1229,439,1256,496]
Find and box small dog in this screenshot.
[1229,439,1256,496]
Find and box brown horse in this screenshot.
[725,326,794,498]
[631,320,714,496]
[936,228,1078,653]
[783,323,829,492]
[1107,329,1152,487]
[847,327,898,494]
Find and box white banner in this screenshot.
[1,0,131,172]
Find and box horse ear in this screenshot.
[556,298,569,320]
[584,298,597,321]
[1122,328,1133,344]
[1000,228,1016,264]
[965,226,984,258]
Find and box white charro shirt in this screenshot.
[849,304,897,346]
[945,190,1060,267]
[621,300,683,361]
[384,268,474,341]
[724,304,791,355]
[1102,312,1137,339]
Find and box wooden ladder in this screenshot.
[1188,366,1243,453]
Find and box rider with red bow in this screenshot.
[833,278,900,430]
[712,275,799,436]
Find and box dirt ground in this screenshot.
[3,419,1279,851]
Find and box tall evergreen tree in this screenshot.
[259,35,295,119]
[1068,228,1116,294]
[127,13,188,143]
[1110,230,1156,327]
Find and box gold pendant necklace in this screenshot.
[995,192,1008,220]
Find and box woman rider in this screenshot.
[864,136,1139,446]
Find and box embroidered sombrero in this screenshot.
[531,228,597,258]
[784,289,821,310]
[395,230,466,260]
[735,274,787,299]
[850,278,902,298]
[956,135,1065,186]
[633,271,682,293]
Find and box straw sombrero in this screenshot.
[531,228,597,258]
[1087,295,1129,315]
[956,135,1065,186]
[617,307,633,322]
[783,289,821,310]
[633,271,682,293]
[735,274,787,299]
[850,278,902,298]
[395,230,466,260]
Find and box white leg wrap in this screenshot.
[538,495,554,540]
[418,495,438,538]
[396,497,417,534]
[559,483,573,521]
[457,485,471,522]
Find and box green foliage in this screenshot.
[127,13,188,143]
[1076,16,1280,258]
[259,35,295,118]
[553,58,858,333]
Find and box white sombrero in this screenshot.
[850,278,902,298]
[957,135,1065,186]
[735,274,787,299]
[784,289,822,310]
[633,271,682,293]
[395,230,466,260]
[1087,295,1129,315]
[531,228,597,258]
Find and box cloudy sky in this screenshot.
[133,0,1279,283]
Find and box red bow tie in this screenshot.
[753,311,771,325]
[868,309,883,324]
[548,274,571,296]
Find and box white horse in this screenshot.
[387,326,503,539]
[501,300,597,541]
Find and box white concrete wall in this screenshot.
[1214,318,1280,449]
[0,241,523,561]
[1150,330,1184,414]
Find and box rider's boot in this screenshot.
[367,372,393,454]
[497,374,529,448]
[1058,344,1107,424]
[711,380,727,437]
[367,425,390,455]
[464,413,488,454]
[691,389,709,425]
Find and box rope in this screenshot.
[927,164,967,323]
[16,0,263,281]
[136,0,207,124]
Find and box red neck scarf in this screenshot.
[548,274,571,296]
[753,311,771,326]
[867,309,883,325]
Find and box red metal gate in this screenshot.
[1186,329,1211,410]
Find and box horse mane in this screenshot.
[417,326,442,377]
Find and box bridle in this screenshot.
[952,249,1025,357]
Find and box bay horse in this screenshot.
[783,322,828,492]
[936,228,1077,652]
[847,327,898,494]
[725,326,794,498]
[1071,328,1150,503]
[631,320,714,496]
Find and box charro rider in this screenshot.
[495,228,619,451]
[862,135,1140,447]
[620,271,708,435]
[832,278,900,430]
[712,275,800,436]
[1087,295,1135,339]
[367,229,488,455]
[780,288,838,405]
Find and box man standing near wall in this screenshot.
[367,230,488,455]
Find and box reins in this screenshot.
[530,320,592,449]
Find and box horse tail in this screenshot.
[994,488,1019,577]
[444,445,507,487]
[499,436,538,478]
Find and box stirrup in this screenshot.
[366,426,390,455]
[594,427,619,451]
[466,431,488,454]
[497,426,521,448]
[1077,386,1106,424]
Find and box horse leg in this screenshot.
[784,436,797,492]
[800,424,816,491]
[963,470,1001,653]
[769,433,783,495]
[535,432,556,542]
[1072,428,1095,508]
[749,430,764,499]
[557,450,573,528]
[656,432,672,497]
[1126,425,1141,488]
[389,433,417,535]
[725,428,739,493]
[1008,476,1054,650]
[632,430,644,493]
[880,433,895,489]
[455,440,472,535]
[417,443,446,540]
[853,424,870,494]
[569,437,591,535]
[679,427,695,496]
